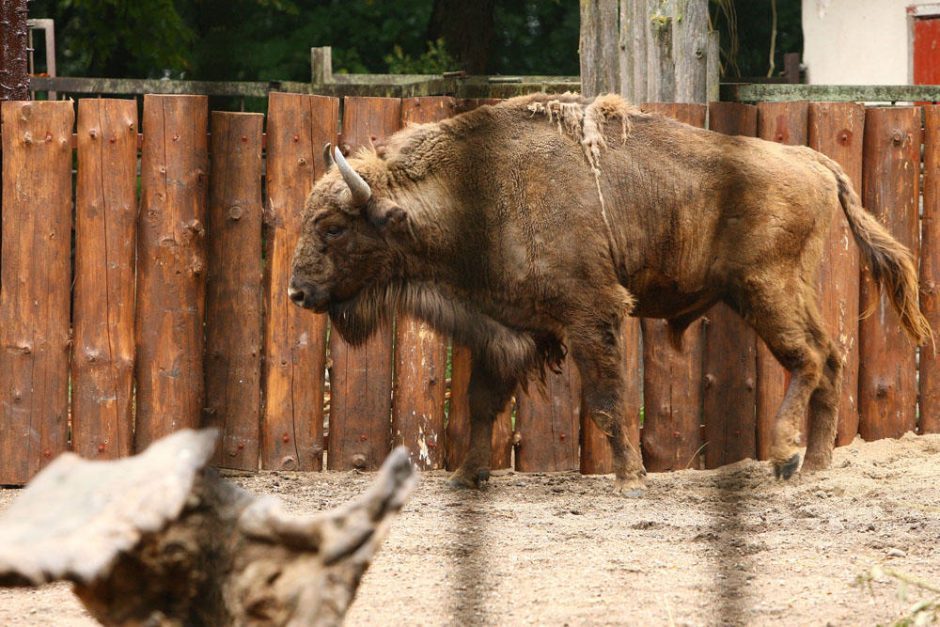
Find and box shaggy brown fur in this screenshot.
[289,93,932,494]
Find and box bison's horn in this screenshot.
[323,143,334,169]
[334,145,372,206]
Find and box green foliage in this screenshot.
[384,38,456,75]
[30,0,193,77]
[710,0,802,78]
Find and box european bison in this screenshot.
[288,93,931,495]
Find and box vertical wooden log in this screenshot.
[858,106,920,440]
[391,97,453,470]
[262,93,336,471]
[135,95,208,451]
[628,0,648,102]
[672,0,709,104]
[206,112,264,470]
[327,97,401,471]
[646,0,675,103]
[638,103,706,472]
[580,320,642,474]
[921,106,940,435]
[0,101,73,484]
[580,0,621,98]
[72,99,137,460]
[706,31,720,104]
[755,101,808,459]
[516,367,581,472]
[702,102,759,468]
[618,0,634,102]
[445,345,514,471]
[808,102,864,446]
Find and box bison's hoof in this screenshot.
[447,468,489,490]
[614,476,646,498]
[773,453,801,480]
[800,453,831,473]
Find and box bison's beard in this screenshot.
[328,282,395,346]
[328,279,566,389]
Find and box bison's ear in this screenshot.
[366,198,408,232]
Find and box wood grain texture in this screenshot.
[391,97,453,470]
[444,345,514,471]
[516,367,581,472]
[262,93,336,471]
[755,101,808,459]
[673,0,709,104]
[71,99,138,461]
[921,106,940,435]
[205,112,264,469]
[327,97,401,471]
[858,106,920,441]
[808,102,864,446]
[135,95,209,451]
[702,102,759,468]
[0,101,74,484]
[580,0,621,97]
[638,103,706,472]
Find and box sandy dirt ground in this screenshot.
[1,433,939,626]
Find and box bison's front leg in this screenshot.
[571,317,646,496]
[448,357,516,490]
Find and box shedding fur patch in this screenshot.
[526,93,633,234]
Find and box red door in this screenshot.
[914,14,940,84]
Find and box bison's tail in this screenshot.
[821,156,933,347]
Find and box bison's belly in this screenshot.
[626,271,717,320]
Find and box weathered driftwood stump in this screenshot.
[0,429,415,626]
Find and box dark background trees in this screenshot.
[26,0,800,82]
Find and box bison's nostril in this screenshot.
[288,286,306,305]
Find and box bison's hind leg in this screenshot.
[730,274,837,479]
[803,340,843,472]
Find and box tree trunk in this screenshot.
[0,0,30,101]
[426,0,496,74]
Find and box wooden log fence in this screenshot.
[0,93,937,484]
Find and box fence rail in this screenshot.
[0,93,937,484]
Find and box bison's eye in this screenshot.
[324,224,345,239]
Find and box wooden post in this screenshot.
[0,101,73,484]
[135,95,209,451]
[702,102,759,469]
[921,105,940,435]
[580,0,621,98]
[755,101,808,459]
[516,367,581,472]
[808,102,864,446]
[646,0,675,103]
[205,112,264,470]
[673,0,709,104]
[71,99,138,461]
[391,97,453,470]
[638,103,706,472]
[262,93,336,471]
[858,106,920,440]
[327,96,401,471]
[445,345,514,471]
[0,0,30,100]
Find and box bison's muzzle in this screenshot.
[287,278,329,313]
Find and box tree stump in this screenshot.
[0,429,415,626]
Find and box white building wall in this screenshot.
[801,0,937,84]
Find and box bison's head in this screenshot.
[288,145,407,340]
